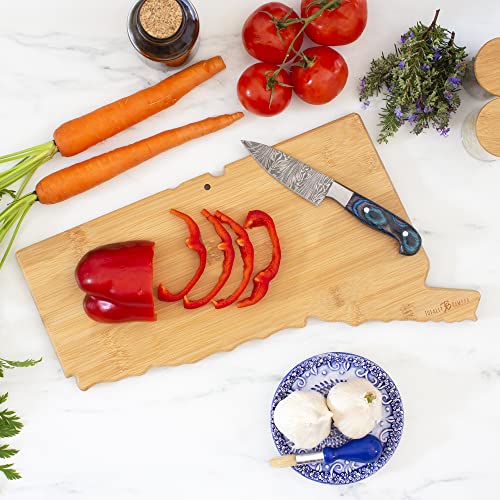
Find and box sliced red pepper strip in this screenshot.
[158,209,207,302]
[183,209,235,309]
[237,210,281,308]
[212,210,255,309]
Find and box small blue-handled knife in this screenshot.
[242,140,422,256]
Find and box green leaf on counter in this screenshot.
[0,358,41,369]
[0,357,41,480]
[0,409,23,438]
[0,189,15,201]
[0,444,18,460]
[0,464,21,481]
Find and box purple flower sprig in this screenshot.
[401,31,415,44]
[358,9,468,143]
[359,77,366,92]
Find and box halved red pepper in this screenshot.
[83,295,157,322]
[75,241,156,322]
[213,210,255,309]
[158,209,207,302]
[183,209,235,309]
[238,210,281,308]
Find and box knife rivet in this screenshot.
[364,207,370,214]
[204,184,211,191]
[403,231,409,237]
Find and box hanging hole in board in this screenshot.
[204,184,211,191]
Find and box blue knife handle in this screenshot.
[323,435,383,464]
[343,193,422,256]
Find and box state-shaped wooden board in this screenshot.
[17,114,480,390]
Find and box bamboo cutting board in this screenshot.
[17,114,480,390]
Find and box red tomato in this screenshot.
[290,46,348,105]
[237,63,292,116]
[301,0,368,46]
[242,2,304,64]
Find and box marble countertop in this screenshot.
[1,0,499,498]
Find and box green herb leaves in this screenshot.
[0,443,19,460]
[0,464,21,481]
[359,10,467,143]
[0,357,40,480]
[0,358,40,375]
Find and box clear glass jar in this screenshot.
[463,57,496,100]
[463,38,500,100]
[128,0,200,70]
[462,100,500,162]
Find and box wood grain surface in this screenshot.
[477,98,500,157]
[475,37,500,96]
[17,114,480,390]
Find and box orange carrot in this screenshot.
[36,112,243,204]
[1,56,226,200]
[53,56,226,157]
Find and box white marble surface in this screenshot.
[1,0,499,498]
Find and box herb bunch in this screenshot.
[0,357,40,480]
[359,10,467,143]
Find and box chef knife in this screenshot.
[242,141,421,256]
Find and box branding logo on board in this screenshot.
[424,297,471,317]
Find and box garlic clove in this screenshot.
[273,390,333,449]
[327,379,383,440]
[335,411,377,440]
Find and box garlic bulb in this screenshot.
[273,391,333,449]
[327,379,383,439]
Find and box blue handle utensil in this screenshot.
[242,140,422,256]
[269,435,383,468]
[345,193,421,256]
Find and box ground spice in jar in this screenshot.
[139,0,183,39]
[128,0,200,69]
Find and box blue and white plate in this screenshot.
[270,352,404,485]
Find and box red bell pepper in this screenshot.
[183,209,235,309]
[238,210,281,308]
[83,295,157,322]
[75,241,156,322]
[158,209,207,302]
[213,210,254,309]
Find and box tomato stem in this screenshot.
[293,52,317,69]
[265,0,343,104]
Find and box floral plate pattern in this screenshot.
[270,352,404,485]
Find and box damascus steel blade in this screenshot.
[242,140,334,206]
[241,141,421,256]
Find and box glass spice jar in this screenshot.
[462,98,500,162]
[463,38,500,100]
[128,0,200,70]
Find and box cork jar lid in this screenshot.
[476,98,500,157]
[475,38,500,96]
[139,0,183,39]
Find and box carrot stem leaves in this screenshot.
[0,141,56,164]
[0,141,57,192]
[0,193,37,270]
